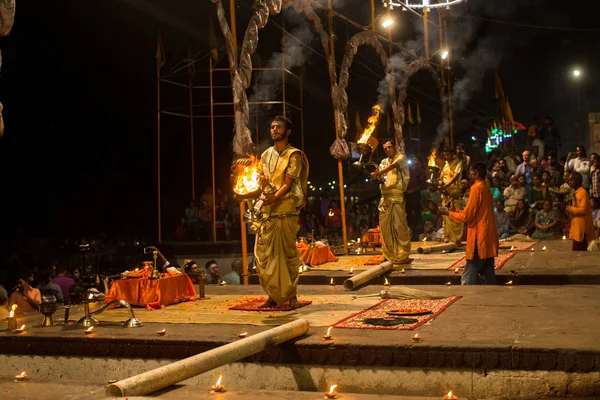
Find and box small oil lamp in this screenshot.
[454,267,459,274]
[510,246,514,251]
[562,235,566,240]
[7,304,17,331]
[14,371,28,382]
[84,326,94,335]
[211,372,224,392]
[157,329,166,336]
[15,324,26,333]
[237,328,248,338]
[542,246,547,251]
[348,267,354,275]
[400,268,406,274]
[329,278,335,286]
[323,326,333,340]
[384,277,390,287]
[324,384,338,399]
[445,281,452,286]
[422,237,427,242]
[443,391,458,400]
[328,209,334,217]
[530,248,535,252]
[505,280,513,285]
[411,333,422,343]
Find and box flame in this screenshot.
[542,246,547,251]
[328,209,334,217]
[428,149,438,167]
[357,105,382,144]
[328,384,338,394]
[422,237,427,242]
[413,333,419,339]
[233,154,262,195]
[401,268,405,273]
[384,278,389,285]
[18,324,25,331]
[326,327,332,336]
[446,391,453,399]
[349,267,354,273]
[85,326,94,333]
[330,278,334,285]
[562,235,566,240]
[506,280,513,285]
[9,304,17,318]
[215,372,223,387]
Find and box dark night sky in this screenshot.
[0,0,598,241]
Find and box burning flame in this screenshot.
[562,235,566,240]
[542,246,547,251]
[413,333,419,339]
[233,154,262,195]
[17,324,25,331]
[384,278,389,285]
[328,209,334,217]
[357,105,381,144]
[446,391,453,399]
[349,267,354,274]
[215,372,223,388]
[84,326,94,334]
[328,384,338,394]
[9,304,17,318]
[422,237,427,242]
[326,327,332,336]
[15,371,27,380]
[330,278,334,285]
[506,280,513,285]
[428,149,438,167]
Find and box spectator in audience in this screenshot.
[200,186,214,209]
[215,201,232,241]
[528,174,550,211]
[185,200,199,240]
[222,259,243,285]
[532,200,558,240]
[52,265,75,304]
[545,152,563,187]
[516,150,533,185]
[495,200,510,240]
[182,260,205,284]
[510,199,534,236]
[8,275,41,315]
[589,156,600,200]
[175,217,191,241]
[565,146,591,190]
[565,172,595,251]
[198,199,213,241]
[486,176,503,208]
[541,171,554,189]
[591,198,600,237]
[37,269,63,305]
[418,220,437,242]
[204,260,221,284]
[527,116,541,147]
[539,116,561,156]
[504,147,521,173]
[491,158,510,188]
[504,174,526,212]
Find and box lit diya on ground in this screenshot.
[15,324,26,333]
[445,281,452,286]
[211,372,224,392]
[400,268,406,274]
[329,278,335,286]
[156,329,166,336]
[454,267,459,274]
[237,329,248,338]
[411,333,422,343]
[542,246,547,251]
[505,280,513,285]
[323,326,333,340]
[384,278,390,286]
[443,391,458,400]
[14,371,28,382]
[324,384,338,399]
[348,267,354,275]
[84,326,94,334]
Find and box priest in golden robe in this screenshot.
[254,115,309,307]
[370,140,411,264]
[440,148,464,245]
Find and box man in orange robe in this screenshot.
[439,162,499,285]
[566,172,595,251]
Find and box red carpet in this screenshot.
[228,298,312,311]
[447,250,516,271]
[333,296,461,331]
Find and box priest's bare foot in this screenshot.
[257,297,277,308]
[288,296,299,307]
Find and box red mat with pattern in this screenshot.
[332,296,461,331]
[228,298,312,311]
[447,251,516,271]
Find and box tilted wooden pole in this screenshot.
[106,319,310,397]
[343,261,393,290]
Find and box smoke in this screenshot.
[376,53,408,112]
[249,11,314,110]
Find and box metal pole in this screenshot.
[327,0,348,254]
[300,68,305,152]
[370,0,375,32]
[209,57,217,243]
[157,49,162,244]
[229,0,237,50]
[188,45,196,201]
[423,7,430,59]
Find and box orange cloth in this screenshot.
[566,187,596,242]
[105,274,196,310]
[449,180,499,260]
[361,232,382,245]
[298,246,338,266]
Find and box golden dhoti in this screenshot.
[379,195,411,264]
[443,197,464,244]
[254,212,302,305]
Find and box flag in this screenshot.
[416,103,422,125]
[156,33,166,72]
[494,71,505,101]
[355,111,362,132]
[487,128,492,137]
[209,17,219,61]
[188,45,196,79]
[505,97,514,122]
[406,103,414,125]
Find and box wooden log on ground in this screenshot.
[106,319,310,397]
[417,243,457,254]
[343,261,392,290]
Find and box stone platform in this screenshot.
[2,284,600,399]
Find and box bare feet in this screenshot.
[257,297,277,308]
[288,296,299,307]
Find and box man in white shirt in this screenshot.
[565,146,591,190]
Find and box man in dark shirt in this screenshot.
[539,116,561,157]
[406,155,427,239]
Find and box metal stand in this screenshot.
[77,299,143,328]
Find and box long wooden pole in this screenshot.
[282,19,287,117]
[209,58,217,243]
[423,7,430,59]
[188,45,196,201]
[157,51,162,244]
[444,16,454,147]
[106,319,310,397]
[370,0,375,32]
[328,0,348,254]
[300,69,305,152]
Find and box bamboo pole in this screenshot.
[444,16,453,147]
[157,54,162,244]
[417,242,457,254]
[188,45,196,201]
[300,68,305,152]
[106,319,310,397]
[209,57,217,243]
[370,0,375,32]
[327,0,348,255]
[343,261,392,290]
[423,7,430,59]
[282,19,287,117]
